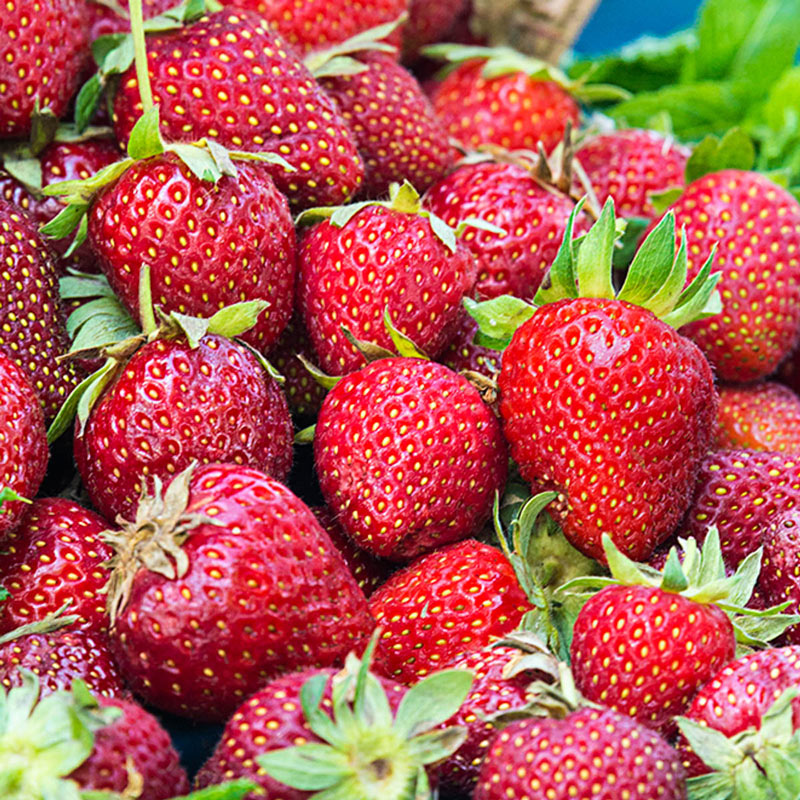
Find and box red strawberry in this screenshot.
[439,313,502,380]
[0,352,48,538]
[111,9,364,209]
[369,539,532,683]
[0,0,90,137]
[716,381,800,453]
[665,170,800,382]
[761,507,800,644]
[0,498,113,634]
[73,333,293,524]
[0,197,79,419]
[314,357,507,560]
[574,129,689,220]
[106,463,375,721]
[298,183,476,376]
[88,153,296,354]
[424,159,583,300]
[474,707,687,800]
[87,0,178,40]
[403,0,468,60]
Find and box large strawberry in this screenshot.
[314,357,507,560]
[104,463,375,721]
[491,200,719,562]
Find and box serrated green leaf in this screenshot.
[676,717,745,773]
[256,744,350,791]
[393,670,473,739]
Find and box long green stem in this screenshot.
[129,0,154,114]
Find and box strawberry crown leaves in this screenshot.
[677,688,800,800]
[0,487,32,515]
[257,630,473,800]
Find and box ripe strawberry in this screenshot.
[474,707,687,800]
[88,153,296,354]
[439,313,502,380]
[665,170,800,382]
[0,352,48,538]
[106,463,375,721]
[0,197,79,419]
[403,0,468,60]
[314,50,457,197]
[424,159,583,300]
[0,0,90,137]
[760,508,800,644]
[497,202,718,561]
[111,9,364,209]
[73,333,293,524]
[298,183,476,375]
[0,498,113,634]
[574,129,689,220]
[314,357,508,560]
[716,381,800,453]
[369,539,532,683]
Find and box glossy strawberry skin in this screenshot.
[314,358,507,560]
[299,207,476,375]
[716,382,800,453]
[0,629,126,699]
[499,297,718,563]
[369,540,531,684]
[668,170,800,382]
[74,335,293,524]
[111,10,363,209]
[570,585,736,733]
[0,498,113,634]
[0,0,90,137]
[0,198,79,419]
[319,53,456,198]
[110,464,376,721]
[88,153,296,354]
[761,507,800,644]
[0,353,48,538]
[474,708,687,800]
[70,696,190,800]
[424,161,581,300]
[432,61,580,154]
[574,129,689,220]
[677,646,800,776]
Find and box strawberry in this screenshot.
[0,352,48,538]
[298,182,476,376]
[493,201,719,562]
[716,381,800,453]
[87,0,177,40]
[0,197,79,420]
[110,9,365,209]
[0,0,90,137]
[760,507,800,644]
[403,0,468,60]
[314,357,508,560]
[0,498,113,635]
[87,152,296,354]
[439,313,502,380]
[104,463,375,721]
[573,129,690,220]
[369,539,532,683]
[663,169,800,382]
[424,159,583,300]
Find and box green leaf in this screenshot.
[534,198,584,305]
[64,215,89,258]
[382,309,429,360]
[75,75,104,134]
[256,744,350,791]
[228,149,295,172]
[601,534,660,588]
[161,781,260,800]
[47,361,116,443]
[425,213,457,254]
[42,158,134,203]
[463,295,536,351]
[206,300,270,339]
[1,152,43,194]
[660,548,689,593]
[612,216,650,270]
[295,355,341,390]
[40,203,90,240]
[649,188,684,217]
[126,107,165,160]
[166,142,222,183]
[393,670,473,739]
[663,247,722,329]
[60,272,116,300]
[617,211,676,307]
[299,674,346,750]
[406,726,468,766]
[169,313,211,349]
[685,128,756,183]
[676,717,744,773]
[309,55,370,79]
[685,771,735,800]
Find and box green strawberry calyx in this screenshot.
[0,670,121,800]
[0,602,80,647]
[0,488,31,516]
[257,630,473,800]
[677,688,800,800]
[564,530,800,650]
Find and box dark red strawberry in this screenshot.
[0,0,90,137]
[369,539,532,684]
[574,129,689,220]
[106,463,375,721]
[111,9,364,209]
[716,381,800,453]
[0,498,113,634]
[439,313,502,380]
[403,0,468,60]
[298,183,476,375]
[88,153,296,354]
[0,352,48,538]
[761,507,800,644]
[314,357,507,560]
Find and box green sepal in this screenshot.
[159,780,260,800]
[294,424,316,444]
[685,128,756,185]
[206,300,270,340]
[677,717,745,773]
[0,148,43,195]
[29,102,60,157]
[256,744,350,792]
[463,295,536,351]
[0,601,79,647]
[341,328,395,363]
[574,198,616,299]
[649,187,684,217]
[0,487,31,514]
[405,727,468,766]
[75,75,105,135]
[533,197,585,305]
[393,670,473,739]
[40,203,91,240]
[382,309,429,360]
[236,341,285,386]
[126,107,165,161]
[296,355,342,390]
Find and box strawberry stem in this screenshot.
[128,0,154,114]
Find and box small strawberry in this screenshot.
[369,539,532,683]
[716,381,800,453]
[0,498,113,634]
[314,357,507,560]
[104,463,375,721]
[298,182,477,376]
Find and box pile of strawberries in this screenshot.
[4,1,800,799]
